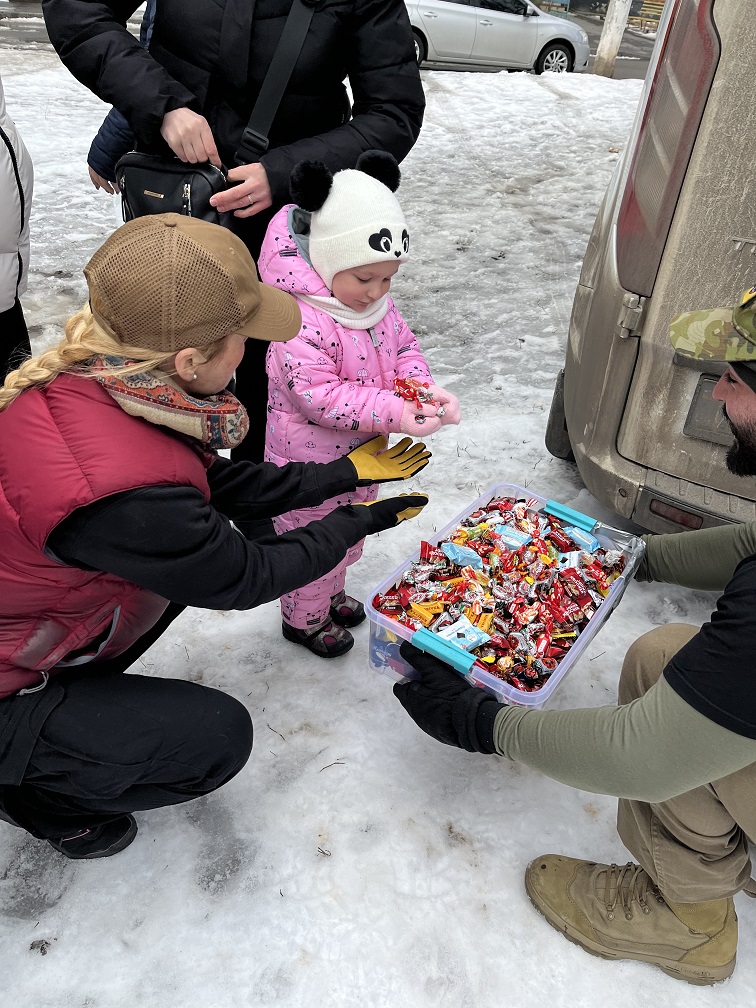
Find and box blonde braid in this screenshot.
[0,305,228,412]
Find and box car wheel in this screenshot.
[412,30,427,65]
[545,369,576,463]
[535,43,573,74]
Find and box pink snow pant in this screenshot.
[273,485,378,630]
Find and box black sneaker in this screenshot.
[281,619,354,658]
[329,591,366,628]
[47,815,138,859]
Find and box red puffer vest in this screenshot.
[0,374,212,698]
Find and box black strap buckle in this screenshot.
[235,127,270,165]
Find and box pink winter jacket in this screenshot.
[261,205,434,469]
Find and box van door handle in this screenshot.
[479,19,494,25]
[423,11,438,15]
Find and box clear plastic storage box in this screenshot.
[366,482,644,708]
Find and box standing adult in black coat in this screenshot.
[41,0,426,464]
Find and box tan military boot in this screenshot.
[525,854,737,985]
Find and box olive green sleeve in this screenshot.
[635,522,756,591]
[491,677,756,802]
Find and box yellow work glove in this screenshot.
[353,494,430,533]
[347,436,431,486]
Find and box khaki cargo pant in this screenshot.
[617,624,756,902]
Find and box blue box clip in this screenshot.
[410,628,478,676]
[543,500,597,534]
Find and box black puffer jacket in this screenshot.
[41,0,425,203]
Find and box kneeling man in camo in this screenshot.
[394,287,756,985]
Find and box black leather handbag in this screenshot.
[114,0,315,228]
[115,153,230,225]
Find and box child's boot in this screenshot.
[282,618,354,658]
[329,590,366,628]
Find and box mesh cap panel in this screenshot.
[85,215,255,353]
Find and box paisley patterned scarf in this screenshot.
[89,355,250,450]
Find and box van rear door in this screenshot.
[615,0,756,506]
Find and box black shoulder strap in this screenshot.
[234,0,316,165]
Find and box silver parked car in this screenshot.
[406,0,590,73]
[545,0,756,533]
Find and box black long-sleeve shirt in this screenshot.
[47,455,369,609]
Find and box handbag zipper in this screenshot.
[182,182,191,216]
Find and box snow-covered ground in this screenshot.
[2,48,753,1007]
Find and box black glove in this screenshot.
[352,494,429,534]
[392,642,502,753]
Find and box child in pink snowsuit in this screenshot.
[260,152,461,657]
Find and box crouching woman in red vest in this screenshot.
[0,213,429,859]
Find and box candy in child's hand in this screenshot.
[394,376,434,408]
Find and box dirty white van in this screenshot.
[545,0,756,532]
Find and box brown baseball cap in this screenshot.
[84,213,301,353]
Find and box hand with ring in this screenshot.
[210,162,273,218]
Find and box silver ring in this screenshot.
[415,415,426,424]
[248,194,254,205]
[437,406,446,418]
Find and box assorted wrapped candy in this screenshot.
[393,376,434,408]
[372,494,626,693]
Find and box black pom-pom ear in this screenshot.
[355,150,401,192]
[290,160,333,211]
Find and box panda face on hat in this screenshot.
[289,152,410,291]
[369,226,410,258]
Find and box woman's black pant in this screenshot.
[229,209,277,465]
[0,298,32,382]
[0,604,253,840]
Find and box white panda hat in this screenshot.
[289,151,410,291]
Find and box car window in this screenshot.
[476,0,529,13]
[436,0,475,5]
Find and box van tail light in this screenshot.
[615,0,720,297]
[649,499,704,529]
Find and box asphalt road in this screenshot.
[0,0,143,45]
[0,1,654,80]
[574,10,654,79]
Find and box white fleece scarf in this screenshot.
[296,291,390,330]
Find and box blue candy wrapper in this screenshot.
[441,542,483,570]
[436,615,490,651]
[564,526,601,552]
[494,525,533,549]
[558,550,583,569]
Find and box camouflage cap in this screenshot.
[669,286,756,364]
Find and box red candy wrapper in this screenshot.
[394,376,433,408]
[547,526,574,552]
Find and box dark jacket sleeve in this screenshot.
[46,455,365,609]
[41,0,195,146]
[85,0,153,179]
[205,455,358,522]
[260,0,425,203]
[47,486,373,610]
[88,107,135,181]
